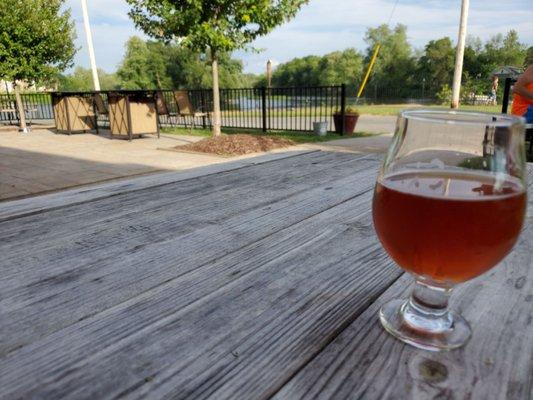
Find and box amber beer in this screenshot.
[373,170,526,283]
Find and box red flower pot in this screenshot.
[333,113,359,134]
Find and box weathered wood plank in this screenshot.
[0,150,350,251]
[0,153,380,356]
[274,208,533,398]
[0,151,366,272]
[0,150,316,222]
[5,153,527,400]
[0,188,402,399]
[0,151,371,287]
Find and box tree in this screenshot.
[126,0,308,136]
[0,0,76,131]
[318,49,364,88]
[115,36,250,90]
[57,67,119,91]
[417,38,455,95]
[363,24,416,100]
[262,49,363,89]
[483,30,526,68]
[269,55,322,87]
[117,37,172,89]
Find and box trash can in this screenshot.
[313,121,328,136]
[52,92,97,135]
[107,91,159,140]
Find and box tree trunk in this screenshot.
[155,71,162,89]
[13,83,28,132]
[211,50,222,137]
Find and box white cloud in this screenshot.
[65,0,145,72]
[64,0,533,74]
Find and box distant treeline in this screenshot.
[256,25,529,101]
[55,24,530,102]
[54,36,257,91]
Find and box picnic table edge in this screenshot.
[0,149,317,222]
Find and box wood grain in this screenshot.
[0,171,401,399]
[0,150,315,222]
[274,182,533,400]
[0,153,380,357]
[2,152,529,400]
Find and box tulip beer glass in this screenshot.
[373,110,527,351]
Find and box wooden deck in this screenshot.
[0,150,531,399]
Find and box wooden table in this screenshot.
[0,151,531,399]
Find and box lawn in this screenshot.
[353,103,502,116]
[217,103,502,118]
[161,126,374,144]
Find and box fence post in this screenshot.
[200,90,207,129]
[340,83,346,135]
[261,86,267,133]
[502,78,512,114]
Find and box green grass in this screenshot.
[160,126,373,144]
[217,103,502,118]
[353,104,501,116]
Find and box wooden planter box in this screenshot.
[107,91,159,140]
[52,93,97,134]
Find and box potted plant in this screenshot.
[333,106,360,134]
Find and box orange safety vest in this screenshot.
[511,82,533,116]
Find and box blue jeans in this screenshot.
[525,106,533,124]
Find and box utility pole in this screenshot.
[81,0,101,91]
[451,0,469,109]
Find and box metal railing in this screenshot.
[156,86,345,133]
[0,93,53,123]
[0,86,345,133]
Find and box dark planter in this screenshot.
[333,113,359,134]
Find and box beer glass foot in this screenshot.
[380,298,472,351]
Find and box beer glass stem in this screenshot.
[402,279,454,333]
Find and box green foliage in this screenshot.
[417,37,455,94]
[126,0,308,135]
[463,30,527,94]
[126,0,309,55]
[364,24,416,98]
[117,37,166,89]
[344,106,360,115]
[483,30,526,68]
[56,67,120,91]
[161,126,370,143]
[319,49,363,87]
[262,49,363,88]
[115,36,250,89]
[0,0,76,83]
[436,84,452,105]
[268,55,321,86]
[526,47,533,67]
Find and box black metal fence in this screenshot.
[0,93,53,124]
[0,83,503,132]
[157,86,345,132]
[0,86,346,133]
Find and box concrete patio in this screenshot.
[0,127,392,201]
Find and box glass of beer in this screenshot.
[373,109,527,351]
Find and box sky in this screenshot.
[65,0,533,74]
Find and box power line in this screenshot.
[386,0,400,25]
